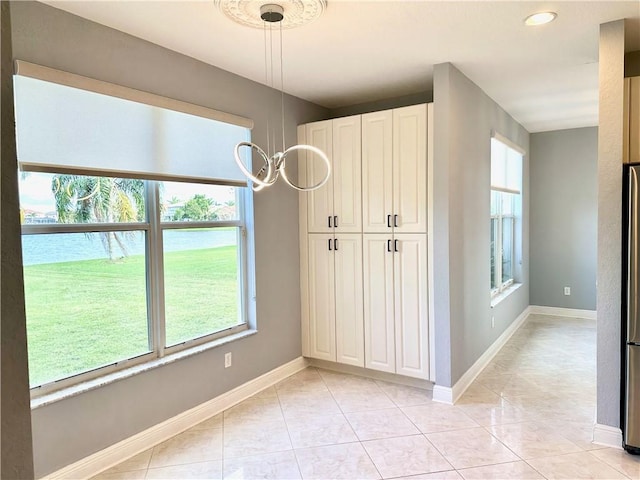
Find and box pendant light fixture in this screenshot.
[216,0,330,192]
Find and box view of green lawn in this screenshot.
[24,245,238,387]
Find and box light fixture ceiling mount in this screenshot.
[260,4,284,23]
[215,0,326,29]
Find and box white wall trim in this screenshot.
[432,385,454,404]
[529,305,596,320]
[593,423,623,449]
[43,357,308,480]
[433,306,531,405]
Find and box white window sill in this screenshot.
[491,283,522,308]
[31,328,257,409]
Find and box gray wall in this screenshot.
[530,127,598,311]
[10,2,329,476]
[432,63,530,387]
[596,20,625,430]
[1,2,34,478]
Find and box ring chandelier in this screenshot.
[217,1,331,192]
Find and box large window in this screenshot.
[490,136,523,296]
[20,174,248,390]
[13,62,254,394]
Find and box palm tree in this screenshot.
[52,175,145,260]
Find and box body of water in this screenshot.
[22,229,237,266]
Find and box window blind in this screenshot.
[13,61,252,186]
[490,136,523,194]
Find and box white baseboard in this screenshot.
[432,385,454,404]
[529,305,596,320]
[44,357,309,480]
[433,306,531,405]
[593,423,623,449]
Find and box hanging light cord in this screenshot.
[263,20,271,159]
[269,17,276,157]
[279,20,286,155]
[232,3,331,192]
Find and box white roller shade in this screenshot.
[490,136,523,194]
[13,63,252,186]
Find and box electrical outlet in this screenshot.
[491,316,495,328]
[564,287,571,296]
[224,352,232,368]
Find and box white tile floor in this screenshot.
[93,314,640,479]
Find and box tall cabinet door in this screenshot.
[305,121,334,233]
[332,116,362,233]
[394,234,428,378]
[307,234,336,361]
[393,105,427,233]
[363,235,396,373]
[334,234,364,367]
[362,111,393,233]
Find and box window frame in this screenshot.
[490,132,524,299]
[491,191,516,296]
[152,181,249,356]
[21,173,250,397]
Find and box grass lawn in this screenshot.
[24,245,238,387]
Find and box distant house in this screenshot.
[162,202,184,222]
[213,204,235,221]
[22,209,58,224]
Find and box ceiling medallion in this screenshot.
[215,0,326,29]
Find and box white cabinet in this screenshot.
[300,116,361,233]
[362,104,426,234]
[299,103,430,381]
[299,115,364,367]
[361,104,429,380]
[362,110,393,233]
[363,234,428,379]
[393,106,427,233]
[303,121,334,233]
[362,235,395,372]
[393,234,429,378]
[306,234,336,361]
[334,235,365,366]
[304,234,364,367]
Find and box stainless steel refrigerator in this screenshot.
[624,165,640,454]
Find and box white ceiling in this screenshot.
[41,0,640,133]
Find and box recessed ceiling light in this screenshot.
[524,11,557,26]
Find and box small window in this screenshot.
[20,173,151,387]
[159,181,245,348]
[490,136,523,296]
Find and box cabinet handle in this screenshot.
[387,239,392,252]
[334,215,338,228]
[334,238,339,251]
[394,214,399,228]
[387,215,392,228]
[328,216,332,228]
[394,239,399,252]
[328,238,332,251]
